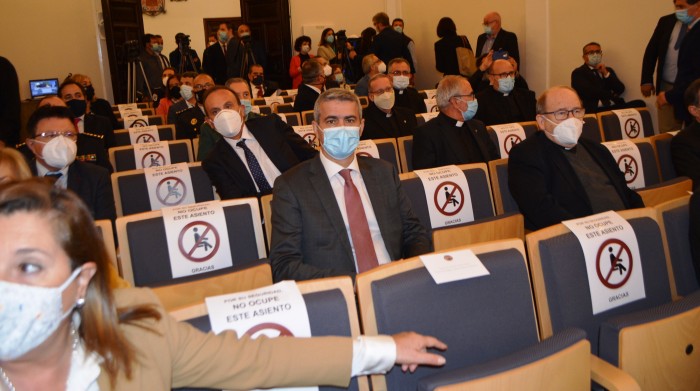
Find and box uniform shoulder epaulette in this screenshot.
[82,132,104,140]
[176,108,189,115]
[15,142,26,148]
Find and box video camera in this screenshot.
[335,30,348,45]
[123,40,141,62]
[176,33,191,50]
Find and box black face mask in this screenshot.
[66,99,87,117]
[195,89,206,103]
[169,86,181,100]
[252,75,264,86]
[84,85,95,101]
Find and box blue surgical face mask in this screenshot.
[394,26,403,34]
[326,35,335,44]
[484,25,493,35]
[218,30,229,42]
[151,44,162,53]
[587,53,602,67]
[320,126,360,160]
[240,99,253,117]
[497,76,515,94]
[676,9,695,24]
[461,99,478,121]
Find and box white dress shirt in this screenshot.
[224,125,282,192]
[319,153,392,270]
[36,161,70,189]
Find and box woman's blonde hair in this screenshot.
[0,148,32,181]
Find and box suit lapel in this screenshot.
[218,139,257,193]
[249,121,290,172]
[544,138,591,209]
[307,157,353,256]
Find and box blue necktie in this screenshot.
[237,139,272,193]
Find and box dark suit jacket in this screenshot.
[293,84,320,113]
[508,132,644,231]
[476,28,520,65]
[202,115,317,200]
[571,64,626,113]
[90,98,120,130]
[175,106,205,140]
[84,113,115,148]
[412,112,499,170]
[370,27,414,71]
[474,87,536,126]
[361,103,417,140]
[269,155,431,281]
[168,99,190,125]
[226,39,267,78]
[434,34,472,76]
[202,43,229,85]
[665,22,700,123]
[17,133,112,173]
[641,14,678,93]
[248,80,281,98]
[395,87,427,114]
[31,160,115,221]
[0,56,20,147]
[671,120,700,187]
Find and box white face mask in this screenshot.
[213,109,244,138]
[0,267,83,360]
[180,84,194,101]
[542,116,583,148]
[323,64,333,77]
[377,62,387,74]
[392,75,410,90]
[300,45,310,54]
[373,91,395,111]
[36,136,78,169]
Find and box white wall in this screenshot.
[0,0,107,101]
[143,0,241,65]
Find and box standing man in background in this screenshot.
[203,22,232,85]
[476,12,520,65]
[0,56,20,147]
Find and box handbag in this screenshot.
[456,35,477,77]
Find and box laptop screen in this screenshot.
[29,78,59,99]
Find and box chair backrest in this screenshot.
[278,112,301,126]
[650,133,676,181]
[356,239,539,391]
[369,138,401,173]
[111,162,215,217]
[397,135,413,173]
[112,125,176,147]
[656,195,699,297]
[399,163,494,234]
[260,193,273,251]
[252,98,266,106]
[597,109,654,141]
[113,102,151,110]
[192,137,200,161]
[626,138,661,187]
[526,208,672,354]
[116,197,266,287]
[432,212,525,251]
[302,110,314,125]
[487,158,519,215]
[637,177,693,207]
[109,139,194,172]
[486,121,538,158]
[94,219,118,274]
[114,108,155,118]
[170,276,367,391]
[582,114,603,142]
[274,103,295,113]
[255,105,273,115]
[117,114,164,129]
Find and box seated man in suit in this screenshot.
[270,88,431,281]
[362,74,416,139]
[24,105,116,221]
[354,54,384,97]
[671,78,700,187]
[474,59,536,125]
[413,75,499,170]
[201,86,317,200]
[571,42,645,113]
[476,12,520,65]
[175,73,214,140]
[508,86,644,231]
[58,81,115,148]
[293,60,326,113]
[248,64,280,98]
[388,58,426,114]
[167,71,197,124]
[202,22,231,85]
[312,56,339,90]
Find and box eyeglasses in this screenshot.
[390,70,411,76]
[194,83,214,90]
[34,131,78,141]
[585,50,602,56]
[453,93,475,102]
[489,71,516,79]
[370,87,393,95]
[541,108,586,120]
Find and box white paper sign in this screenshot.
[414,165,474,228]
[293,125,318,149]
[124,115,150,129]
[206,281,316,391]
[355,140,380,158]
[423,89,437,100]
[421,249,490,284]
[117,103,141,117]
[420,112,440,122]
[602,140,646,189]
[144,163,196,210]
[284,89,298,97]
[161,201,233,279]
[250,105,261,114]
[133,141,171,169]
[612,109,644,140]
[562,211,645,315]
[490,123,527,158]
[424,98,439,113]
[264,96,285,107]
[668,130,680,136]
[128,125,160,144]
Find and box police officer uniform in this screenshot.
[175,105,205,140]
[17,132,113,173]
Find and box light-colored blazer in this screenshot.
[97,288,353,390]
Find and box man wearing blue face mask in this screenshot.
[476,12,520,66]
[412,75,499,170]
[203,23,232,85]
[508,86,644,231]
[269,88,430,282]
[474,59,535,126]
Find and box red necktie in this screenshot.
[73,117,81,131]
[339,169,379,273]
[256,86,264,98]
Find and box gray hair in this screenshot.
[302,60,324,84]
[313,88,363,123]
[436,75,467,110]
